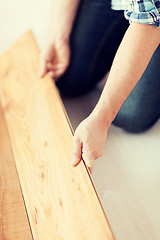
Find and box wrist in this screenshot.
[90,106,112,131]
[47,1,80,45]
[91,92,121,129]
[46,29,70,47]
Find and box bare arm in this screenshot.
[92,22,160,126]
[47,0,80,43]
[72,23,160,173]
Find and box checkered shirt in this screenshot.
[111,0,160,27]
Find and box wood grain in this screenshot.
[0,31,115,240]
[0,101,33,240]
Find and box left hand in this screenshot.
[71,113,108,174]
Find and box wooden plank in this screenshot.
[0,31,115,240]
[0,102,33,240]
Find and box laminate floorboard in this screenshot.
[0,102,33,240]
[0,31,114,240]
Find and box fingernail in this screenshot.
[38,72,42,78]
[70,159,75,166]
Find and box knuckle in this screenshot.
[49,71,54,78]
[73,152,80,159]
[75,138,80,144]
[73,134,80,143]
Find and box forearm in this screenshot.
[47,0,80,42]
[93,23,160,127]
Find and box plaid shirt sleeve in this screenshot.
[125,0,160,27]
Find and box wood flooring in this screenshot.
[0,31,115,240]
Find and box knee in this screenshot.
[56,69,95,97]
[112,105,157,133]
[56,75,89,97]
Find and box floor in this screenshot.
[1,1,160,239]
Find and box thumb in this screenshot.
[82,144,94,174]
[39,55,48,78]
[71,137,82,167]
[39,45,55,78]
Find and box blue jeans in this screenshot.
[56,0,160,133]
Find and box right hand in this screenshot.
[39,39,70,80]
[71,112,109,174]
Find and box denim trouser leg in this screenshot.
[56,0,160,132]
[113,44,160,133]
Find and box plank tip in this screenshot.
[0,29,36,60]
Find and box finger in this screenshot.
[48,70,58,81]
[46,62,52,70]
[48,71,55,78]
[83,155,94,172]
[82,145,95,173]
[88,166,93,174]
[53,69,65,80]
[71,137,82,167]
[53,62,69,79]
[39,56,48,78]
[46,62,57,71]
[53,66,69,80]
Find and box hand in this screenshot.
[71,113,108,174]
[39,39,70,80]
